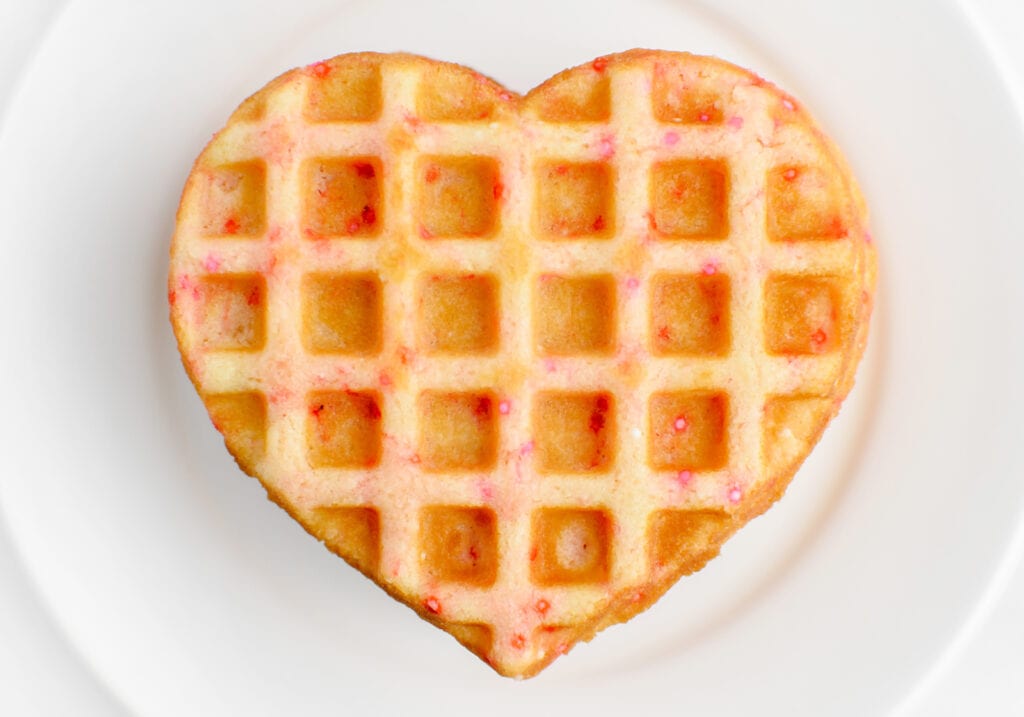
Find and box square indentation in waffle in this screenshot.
[303,157,381,238]
[649,159,729,239]
[535,161,613,238]
[532,68,611,122]
[418,156,501,238]
[650,273,730,356]
[763,394,833,474]
[534,274,616,356]
[652,65,725,124]
[533,392,614,474]
[310,506,381,575]
[764,275,843,355]
[205,392,266,465]
[306,390,383,468]
[420,506,498,586]
[417,64,497,122]
[767,166,847,241]
[531,508,611,586]
[418,273,499,355]
[301,272,382,355]
[304,56,382,122]
[418,392,498,472]
[199,161,266,237]
[194,274,266,350]
[647,509,731,572]
[649,391,728,470]
[447,623,494,662]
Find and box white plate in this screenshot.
[2,0,1023,714]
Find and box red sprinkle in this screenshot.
[592,215,606,232]
[361,205,376,225]
[829,216,848,237]
[354,162,375,179]
[510,634,526,650]
[812,329,827,346]
[782,168,798,181]
[535,599,550,615]
[657,326,671,341]
[555,164,568,176]
[311,403,325,419]
[529,546,538,561]
[424,597,441,614]
[474,397,492,419]
[592,56,609,73]
[595,395,610,412]
[365,400,382,421]
[589,411,606,433]
[425,166,440,183]
[493,181,504,200]
[310,61,331,78]
[223,217,240,234]
[246,285,261,306]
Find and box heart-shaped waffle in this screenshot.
[169,50,875,678]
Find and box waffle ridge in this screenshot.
[170,50,876,678]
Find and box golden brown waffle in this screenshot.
[169,50,876,678]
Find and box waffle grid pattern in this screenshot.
[170,51,871,676]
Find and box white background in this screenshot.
[1,1,1022,714]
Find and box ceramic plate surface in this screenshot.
[2,0,1023,714]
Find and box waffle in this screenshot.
[169,50,876,678]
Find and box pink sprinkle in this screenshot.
[544,358,557,373]
[728,486,743,504]
[309,61,331,78]
[267,225,283,244]
[202,253,221,272]
[498,400,511,415]
[379,371,392,388]
[676,470,693,486]
[702,261,718,276]
[598,135,615,160]
[519,440,535,456]
[477,481,494,500]
[782,98,796,111]
[673,416,688,432]
[424,597,441,614]
[625,276,640,295]
[269,387,293,406]
[726,116,744,130]
[783,168,798,181]
[864,231,873,244]
[663,131,679,146]
[499,91,513,101]
[698,112,710,123]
